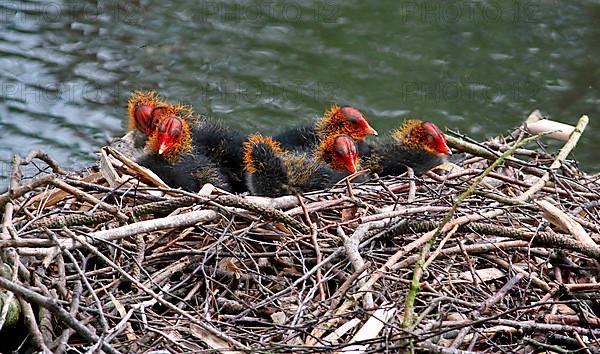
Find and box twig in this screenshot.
[62,229,249,351]
[338,225,372,309]
[299,194,325,302]
[19,209,218,256]
[403,133,545,328]
[0,174,56,210]
[0,276,120,354]
[50,179,128,221]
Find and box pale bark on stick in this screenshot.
[536,198,597,247]
[18,209,218,256]
[522,110,575,141]
[337,304,397,354]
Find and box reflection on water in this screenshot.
[0,0,598,184]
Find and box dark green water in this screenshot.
[1,0,598,184]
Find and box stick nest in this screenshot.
[0,120,599,353]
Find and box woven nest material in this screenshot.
[0,112,598,353]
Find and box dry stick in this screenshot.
[63,230,249,351]
[480,273,525,313]
[450,273,524,349]
[565,283,600,291]
[133,233,145,281]
[445,134,547,178]
[27,192,300,230]
[417,340,478,354]
[524,338,574,354]
[0,276,120,354]
[28,195,200,229]
[103,290,162,344]
[18,209,218,256]
[22,150,68,175]
[573,331,594,354]
[50,179,128,221]
[0,173,56,210]
[37,289,55,345]
[23,194,308,255]
[215,195,310,234]
[404,115,589,327]
[338,225,373,309]
[423,225,459,269]
[45,229,109,332]
[298,194,325,302]
[339,303,397,353]
[487,318,600,337]
[447,132,590,195]
[306,219,433,345]
[0,202,18,331]
[249,248,344,312]
[11,217,600,260]
[403,132,545,329]
[0,160,40,341]
[393,240,530,271]
[513,115,588,202]
[1,156,51,351]
[328,261,371,313]
[286,197,353,216]
[18,296,52,353]
[536,198,597,246]
[407,167,416,203]
[52,280,82,354]
[544,314,600,328]
[481,255,550,291]
[449,221,599,260]
[359,206,451,223]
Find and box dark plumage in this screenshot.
[361,120,451,176]
[138,147,230,192]
[243,135,351,197]
[243,137,289,197]
[189,117,248,193]
[273,124,319,151]
[362,143,446,176]
[139,116,231,192]
[274,105,377,151]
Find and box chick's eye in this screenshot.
[427,134,434,143]
[170,128,181,136]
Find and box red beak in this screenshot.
[365,125,378,136]
[440,139,452,155]
[345,156,357,174]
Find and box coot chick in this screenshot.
[274,105,377,151]
[243,134,357,196]
[188,116,249,193]
[361,120,451,176]
[138,116,230,191]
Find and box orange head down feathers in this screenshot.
[147,116,192,162]
[128,90,163,136]
[392,120,452,156]
[242,134,285,174]
[315,105,377,141]
[315,134,359,174]
[128,90,194,137]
